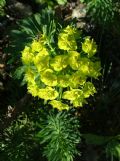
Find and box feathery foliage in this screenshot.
[0,113,36,161]
[5,9,56,64]
[80,0,114,25]
[0,0,6,16]
[36,110,81,161]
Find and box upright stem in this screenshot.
[59,87,63,100]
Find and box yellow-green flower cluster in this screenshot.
[58,25,77,51]
[21,25,101,110]
[82,37,97,58]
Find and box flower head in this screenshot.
[31,40,43,53]
[82,37,97,57]
[21,46,34,64]
[62,89,86,107]
[83,82,96,98]
[58,26,77,51]
[27,83,39,97]
[21,25,101,110]
[70,71,86,88]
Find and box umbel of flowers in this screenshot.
[21,25,101,110]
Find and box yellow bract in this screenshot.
[57,74,70,88]
[49,100,69,111]
[78,58,90,75]
[25,70,35,84]
[64,25,77,35]
[72,98,87,107]
[89,61,101,78]
[34,55,50,72]
[21,46,34,64]
[70,71,86,88]
[58,26,77,51]
[82,37,97,57]
[62,89,86,107]
[68,51,80,70]
[63,89,83,101]
[31,40,43,52]
[40,69,57,86]
[27,83,40,97]
[83,82,96,98]
[38,87,59,100]
[50,55,68,71]
[32,40,49,55]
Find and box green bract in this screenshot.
[21,25,101,110]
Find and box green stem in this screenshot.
[59,87,63,100]
[44,99,47,105]
[47,40,56,56]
